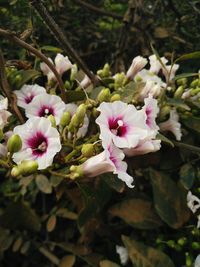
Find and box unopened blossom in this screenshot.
[187,191,200,214]
[12,117,61,170]
[96,101,148,149]
[142,96,159,134]
[14,84,46,109]
[159,109,182,141]
[135,69,166,88]
[124,139,161,157]
[195,255,200,267]
[0,95,11,129]
[25,94,66,125]
[116,245,129,265]
[40,53,72,82]
[162,63,179,82]
[149,54,168,74]
[65,103,89,138]
[80,74,91,88]
[126,56,148,79]
[81,142,134,188]
[140,80,162,100]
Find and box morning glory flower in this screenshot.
[162,63,179,82]
[25,94,66,125]
[14,84,47,109]
[159,109,182,141]
[126,56,148,79]
[149,54,168,74]
[140,80,162,100]
[116,245,129,265]
[187,191,200,214]
[0,95,11,129]
[194,255,200,267]
[40,53,72,82]
[124,139,161,156]
[12,117,61,170]
[96,101,148,149]
[135,69,166,88]
[81,142,134,188]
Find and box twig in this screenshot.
[29,0,99,86]
[74,0,123,20]
[0,49,25,123]
[0,28,66,102]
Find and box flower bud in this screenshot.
[177,237,187,246]
[0,129,3,142]
[97,63,111,78]
[48,115,56,128]
[70,64,78,81]
[167,240,175,248]
[174,86,184,98]
[192,242,200,250]
[97,88,111,102]
[70,165,83,179]
[81,144,94,157]
[114,73,126,89]
[7,134,22,153]
[92,107,99,118]
[76,104,87,123]
[190,79,199,88]
[11,160,38,177]
[68,114,80,133]
[110,94,121,102]
[190,87,200,96]
[159,105,171,120]
[64,81,71,90]
[177,78,187,86]
[185,252,192,267]
[60,112,71,127]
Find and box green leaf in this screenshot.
[166,98,190,111]
[117,81,144,103]
[173,73,199,81]
[175,51,200,62]
[35,174,52,194]
[15,69,41,89]
[102,173,125,193]
[156,133,174,147]
[99,260,120,267]
[181,116,200,134]
[40,45,63,53]
[66,91,86,102]
[122,236,175,267]
[109,198,162,229]
[149,169,190,228]
[179,164,196,190]
[0,201,41,232]
[90,86,104,100]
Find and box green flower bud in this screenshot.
[97,63,111,78]
[11,160,38,177]
[110,94,121,102]
[97,88,111,102]
[7,134,22,153]
[76,104,87,123]
[185,252,192,267]
[60,112,71,127]
[174,86,184,98]
[190,79,199,88]
[114,73,126,89]
[81,144,94,157]
[70,165,83,179]
[68,114,80,133]
[48,115,56,127]
[0,129,3,142]
[15,74,22,83]
[191,242,200,250]
[177,237,187,246]
[64,81,71,90]
[92,107,99,118]
[192,228,200,236]
[177,78,187,86]
[167,240,175,248]
[70,64,78,81]
[190,87,200,96]
[159,105,171,120]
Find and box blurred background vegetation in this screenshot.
[0,0,200,72]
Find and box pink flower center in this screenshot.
[108,117,127,137]
[25,94,34,104]
[38,105,55,117]
[145,107,152,127]
[27,131,48,156]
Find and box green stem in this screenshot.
[173,141,200,154]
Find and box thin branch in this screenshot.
[74,0,123,20]
[0,28,66,102]
[0,49,25,123]
[173,141,200,154]
[29,0,99,85]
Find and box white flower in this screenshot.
[135,69,166,88]
[80,74,91,89]
[126,56,148,79]
[25,94,66,125]
[14,84,47,109]
[140,80,162,100]
[12,117,61,170]
[162,64,179,82]
[124,139,161,157]
[81,142,134,188]
[149,54,168,74]
[116,245,129,265]
[194,255,200,267]
[96,101,148,149]
[142,96,159,133]
[159,109,182,141]
[0,95,11,129]
[65,103,89,138]
[0,131,13,158]
[197,215,200,229]
[40,53,72,82]
[187,191,200,214]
